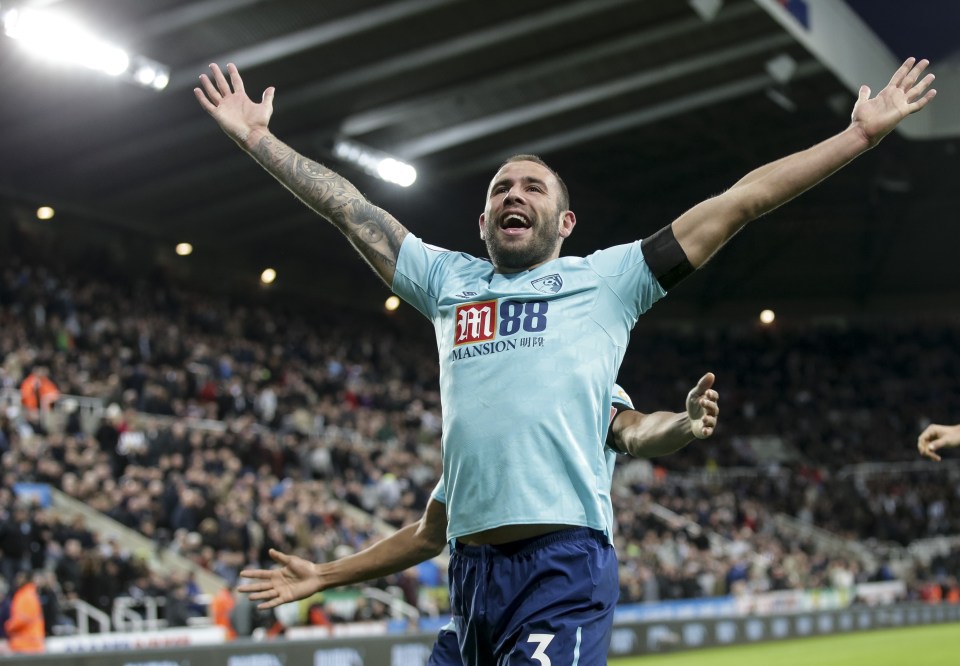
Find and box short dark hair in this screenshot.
[500,154,570,212]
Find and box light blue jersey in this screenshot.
[393,235,664,542]
[431,382,636,505]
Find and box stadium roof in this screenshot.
[1,0,958,319]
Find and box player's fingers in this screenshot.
[210,63,231,95]
[918,439,941,461]
[888,57,916,87]
[247,589,279,601]
[237,580,270,592]
[919,427,941,444]
[262,86,276,114]
[901,60,930,90]
[694,372,716,394]
[901,58,929,90]
[226,62,244,94]
[198,74,221,104]
[269,548,291,564]
[238,568,270,580]
[908,71,935,100]
[193,87,218,113]
[910,86,937,112]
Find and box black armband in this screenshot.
[641,224,695,291]
[606,403,637,455]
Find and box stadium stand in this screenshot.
[1,250,959,644]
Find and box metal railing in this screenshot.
[61,598,111,634]
[361,587,421,623]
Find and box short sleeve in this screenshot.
[611,384,635,412]
[392,234,451,319]
[430,477,446,505]
[586,241,667,322]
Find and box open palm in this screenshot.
[194,63,275,145]
[851,57,936,147]
[237,548,322,609]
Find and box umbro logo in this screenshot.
[455,291,478,298]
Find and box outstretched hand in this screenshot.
[851,57,936,147]
[237,548,322,610]
[917,423,960,462]
[194,63,275,147]
[686,372,719,439]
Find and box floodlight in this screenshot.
[334,138,417,187]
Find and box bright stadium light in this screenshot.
[260,268,277,285]
[759,309,776,325]
[175,242,193,256]
[1,6,168,90]
[385,295,401,312]
[36,206,55,221]
[334,138,417,187]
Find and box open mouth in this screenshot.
[499,212,531,235]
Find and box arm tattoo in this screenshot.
[250,134,409,284]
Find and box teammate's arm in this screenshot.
[194,63,409,286]
[611,373,718,458]
[918,423,960,461]
[664,58,935,270]
[238,498,448,609]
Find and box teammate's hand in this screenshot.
[686,373,719,439]
[917,423,960,462]
[238,548,322,609]
[194,63,274,149]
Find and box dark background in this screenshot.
[1,0,957,321]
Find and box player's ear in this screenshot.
[479,213,486,240]
[559,210,576,239]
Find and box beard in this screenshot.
[482,213,562,271]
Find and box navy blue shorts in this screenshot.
[427,621,463,666]
[448,527,618,665]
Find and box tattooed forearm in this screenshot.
[249,133,410,285]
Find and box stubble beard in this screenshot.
[483,213,562,271]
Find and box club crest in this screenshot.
[531,274,563,294]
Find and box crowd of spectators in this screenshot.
[1,252,959,639]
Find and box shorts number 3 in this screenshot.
[526,633,554,665]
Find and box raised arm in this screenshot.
[612,373,719,458]
[194,63,409,286]
[671,58,936,268]
[238,498,447,609]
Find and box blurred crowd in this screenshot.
[1,255,959,643]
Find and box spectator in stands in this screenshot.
[210,585,237,640]
[0,505,39,586]
[918,423,960,461]
[164,575,191,627]
[4,569,44,653]
[18,365,59,435]
[33,571,61,637]
[53,539,83,598]
[0,579,9,640]
[2,242,959,626]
